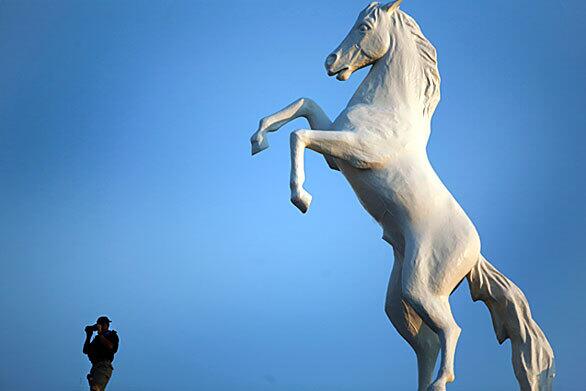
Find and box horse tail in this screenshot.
[467,255,555,391]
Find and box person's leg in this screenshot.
[89,362,112,391]
[87,366,96,390]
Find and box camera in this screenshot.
[85,324,98,333]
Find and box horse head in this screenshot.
[325,1,402,81]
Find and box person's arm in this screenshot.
[95,323,116,351]
[83,329,93,354]
[111,331,119,353]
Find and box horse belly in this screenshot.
[336,160,411,247]
[337,158,478,261]
[337,161,388,219]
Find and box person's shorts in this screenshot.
[87,361,113,390]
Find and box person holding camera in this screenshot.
[83,316,119,391]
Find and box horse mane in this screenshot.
[393,9,441,117]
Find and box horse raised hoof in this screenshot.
[291,188,312,213]
[251,133,269,155]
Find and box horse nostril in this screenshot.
[325,54,337,67]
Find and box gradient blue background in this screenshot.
[1,0,584,390]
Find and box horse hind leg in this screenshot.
[401,259,464,390]
[389,299,440,391]
[386,254,440,391]
[404,291,460,391]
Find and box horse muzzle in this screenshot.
[325,53,354,81]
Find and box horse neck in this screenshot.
[349,22,428,125]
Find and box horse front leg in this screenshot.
[289,129,387,213]
[250,98,335,169]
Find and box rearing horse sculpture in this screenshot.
[250,2,555,390]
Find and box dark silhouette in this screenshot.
[83,316,119,391]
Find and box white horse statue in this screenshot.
[250,2,555,390]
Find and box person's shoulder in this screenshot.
[107,330,119,340]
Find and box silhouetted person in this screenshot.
[83,316,119,391]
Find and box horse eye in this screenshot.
[359,24,370,32]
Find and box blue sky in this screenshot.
[0,0,584,390]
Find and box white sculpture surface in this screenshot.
[250,2,555,390]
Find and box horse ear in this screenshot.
[381,0,403,13]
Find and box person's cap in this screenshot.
[96,316,112,325]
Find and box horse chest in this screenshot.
[333,105,402,140]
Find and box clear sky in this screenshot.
[1,0,585,390]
